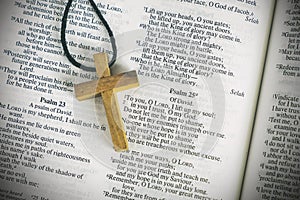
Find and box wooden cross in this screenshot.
[74,53,139,151]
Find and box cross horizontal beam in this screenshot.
[74,70,138,101]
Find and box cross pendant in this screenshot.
[74,53,139,151]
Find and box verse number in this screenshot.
[31,195,38,200]
[58,101,66,107]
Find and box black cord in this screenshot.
[61,0,117,71]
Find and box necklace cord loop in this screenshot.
[61,0,117,71]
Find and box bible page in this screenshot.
[241,1,300,199]
[0,0,274,199]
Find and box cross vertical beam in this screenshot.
[74,53,139,151]
[94,53,129,151]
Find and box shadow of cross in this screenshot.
[74,53,139,151]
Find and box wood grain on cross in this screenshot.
[74,53,139,151]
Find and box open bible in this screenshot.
[0,0,299,199]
